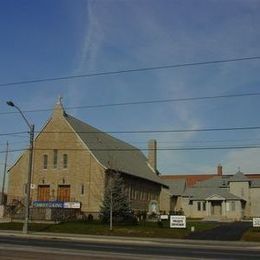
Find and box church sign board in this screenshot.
[253,217,260,227]
[170,215,186,228]
[33,201,80,209]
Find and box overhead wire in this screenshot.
[0,56,259,88]
[2,145,260,154]
[1,125,260,136]
[35,126,260,134]
[1,92,260,116]
[0,131,27,137]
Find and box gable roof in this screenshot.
[182,187,243,201]
[193,176,229,188]
[228,171,250,182]
[65,114,166,186]
[164,179,186,196]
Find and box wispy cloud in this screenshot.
[51,1,260,173]
[65,0,105,112]
[223,148,260,174]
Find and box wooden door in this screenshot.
[37,185,50,201]
[57,185,70,201]
[211,201,222,216]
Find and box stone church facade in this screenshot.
[8,100,166,217]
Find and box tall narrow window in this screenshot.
[81,184,84,195]
[53,149,58,168]
[203,202,206,211]
[24,183,27,195]
[197,201,201,211]
[63,154,68,169]
[43,154,48,169]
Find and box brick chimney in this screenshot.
[148,139,157,173]
[217,164,223,176]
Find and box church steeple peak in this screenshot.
[52,96,65,118]
[57,95,63,105]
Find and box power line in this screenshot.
[0,141,27,146]
[58,92,260,109]
[0,56,260,88]
[0,148,24,154]
[1,137,257,147]
[1,92,260,116]
[2,145,260,154]
[130,137,260,144]
[36,126,260,134]
[0,131,27,137]
[1,125,260,136]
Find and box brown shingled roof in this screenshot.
[160,174,217,187]
[161,173,260,187]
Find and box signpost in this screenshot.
[170,215,186,228]
[160,214,169,220]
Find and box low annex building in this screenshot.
[162,166,260,220]
[7,100,166,217]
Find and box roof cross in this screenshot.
[57,95,63,105]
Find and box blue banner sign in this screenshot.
[33,201,64,208]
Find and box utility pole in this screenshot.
[23,124,34,234]
[110,178,113,231]
[1,141,8,205]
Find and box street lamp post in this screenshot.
[7,101,34,234]
[1,141,8,205]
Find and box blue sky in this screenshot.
[1,0,260,188]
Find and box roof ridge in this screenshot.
[66,114,139,150]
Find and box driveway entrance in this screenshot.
[186,222,251,241]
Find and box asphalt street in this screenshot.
[0,234,260,259]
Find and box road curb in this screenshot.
[0,230,260,249]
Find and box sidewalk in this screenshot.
[0,229,260,250]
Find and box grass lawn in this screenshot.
[242,227,260,242]
[0,220,218,239]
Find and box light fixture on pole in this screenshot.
[7,101,34,234]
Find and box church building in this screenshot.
[7,99,166,217]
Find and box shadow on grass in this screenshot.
[0,220,219,240]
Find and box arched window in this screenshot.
[63,154,68,169]
[43,154,48,169]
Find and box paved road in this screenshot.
[187,222,251,240]
[0,234,260,259]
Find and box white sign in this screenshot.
[160,215,169,220]
[63,202,81,209]
[253,217,260,227]
[170,215,186,228]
